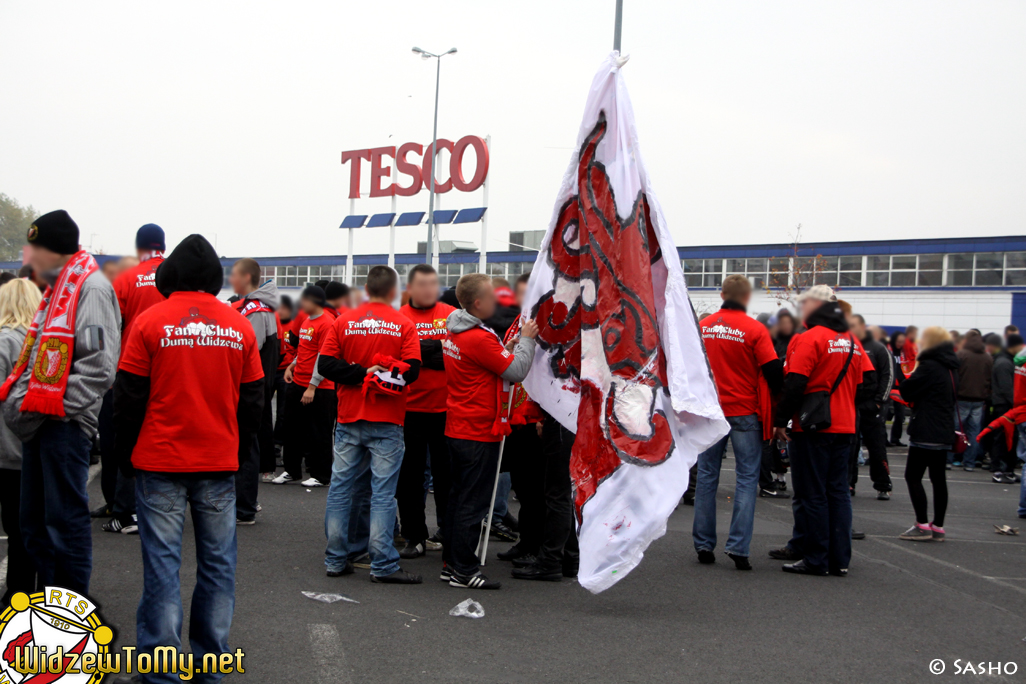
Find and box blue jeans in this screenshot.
[492,472,512,519]
[1017,423,1026,463]
[950,401,985,466]
[692,414,763,558]
[789,432,853,573]
[325,421,404,577]
[135,472,237,684]
[20,419,92,595]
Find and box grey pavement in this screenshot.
[6,443,1026,683]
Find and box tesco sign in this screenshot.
[340,136,489,199]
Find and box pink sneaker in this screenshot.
[930,524,945,542]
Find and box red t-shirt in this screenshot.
[900,339,918,376]
[444,324,515,442]
[288,310,308,348]
[293,310,336,390]
[399,301,456,413]
[320,302,420,425]
[119,291,264,472]
[113,255,166,353]
[701,308,778,417]
[784,325,871,434]
[279,320,297,370]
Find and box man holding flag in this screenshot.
[442,273,538,590]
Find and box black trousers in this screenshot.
[887,402,906,443]
[789,432,852,573]
[282,384,336,484]
[443,438,501,576]
[99,388,116,507]
[257,378,276,473]
[905,446,948,527]
[506,423,545,554]
[759,438,788,490]
[0,468,38,604]
[986,403,1018,473]
[397,411,451,545]
[859,407,892,491]
[536,416,579,571]
[272,369,288,446]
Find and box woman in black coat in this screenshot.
[897,327,959,542]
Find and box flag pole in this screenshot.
[476,383,516,566]
[613,0,623,52]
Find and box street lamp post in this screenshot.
[412,46,457,269]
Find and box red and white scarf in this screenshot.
[0,250,98,416]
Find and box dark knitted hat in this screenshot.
[136,223,166,252]
[155,234,223,297]
[28,210,79,255]
[301,285,327,308]
[324,281,349,301]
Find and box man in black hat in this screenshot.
[1,210,121,595]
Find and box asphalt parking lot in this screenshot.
[4,441,1026,683]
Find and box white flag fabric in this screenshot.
[522,52,729,594]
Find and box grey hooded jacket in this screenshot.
[237,279,281,392]
[2,270,121,442]
[0,326,27,469]
[446,308,537,383]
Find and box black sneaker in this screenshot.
[769,546,802,561]
[829,567,848,577]
[782,560,827,576]
[439,563,453,583]
[681,493,695,506]
[370,569,423,584]
[102,515,138,535]
[399,542,426,559]
[350,553,372,569]
[489,520,518,542]
[876,490,890,500]
[697,550,715,565]
[775,479,789,492]
[327,561,354,577]
[727,552,752,570]
[759,487,788,498]
[449,571,501,590]
[90,503,114,518]
[425,530,443,551]
[497,545,530,562]
[511,564,562,581]
[893,441,907,447]
[1002,474,1019,485]
[562,561,578,578]
[511,554,539,569]
[851,529,866,540]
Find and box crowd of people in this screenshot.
[0,210,1023,680]
[693,275,1026,576]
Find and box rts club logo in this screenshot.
[0,588,113,684]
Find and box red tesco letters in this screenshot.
[340,135,489,199]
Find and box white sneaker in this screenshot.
[271,473,294,485]
[300,477,325,487]
[261,472,276,483]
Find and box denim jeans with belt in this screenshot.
[324,420,404,577]
[135,471,237,684]
[692,414,764,558]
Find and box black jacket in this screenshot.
[899,342,959,447]
[955,331,993,401]
[114,235,265,476]
[859,334,894,411]
[991,349,1015,407]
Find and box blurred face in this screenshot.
[799,298,822,321]
[300,296,320,315]
[893,333,906,350]
[906,328,918,342]
[870,326,885,342]
[28,245,66,278]
[101,261,119,282]
[408,271,439,307]
[849,316,865,339]
[470,281,497,320]
[777,315,794,336]
[277,302,293,322]
[229,264,253,296]
[514,281,528,307]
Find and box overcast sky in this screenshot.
[1,1,1023,259]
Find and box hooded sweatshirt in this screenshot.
[0,327,27,469]
[234,279,282,393]
[113,234,265,474]
[443,308,537,442]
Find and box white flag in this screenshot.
[522,52,729,594]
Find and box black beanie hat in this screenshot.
[136,223,166,252]
[324,281,349,301]
[28,210,79,255]
[155,234,223,298]
[301,285,327,308]
[1007,333,1024,348]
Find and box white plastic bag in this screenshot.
[449,598,485,619]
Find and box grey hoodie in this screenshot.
[447,308,537,383]
[0,326,27,469]
[2,269,121,442]
[239,280,280,351]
